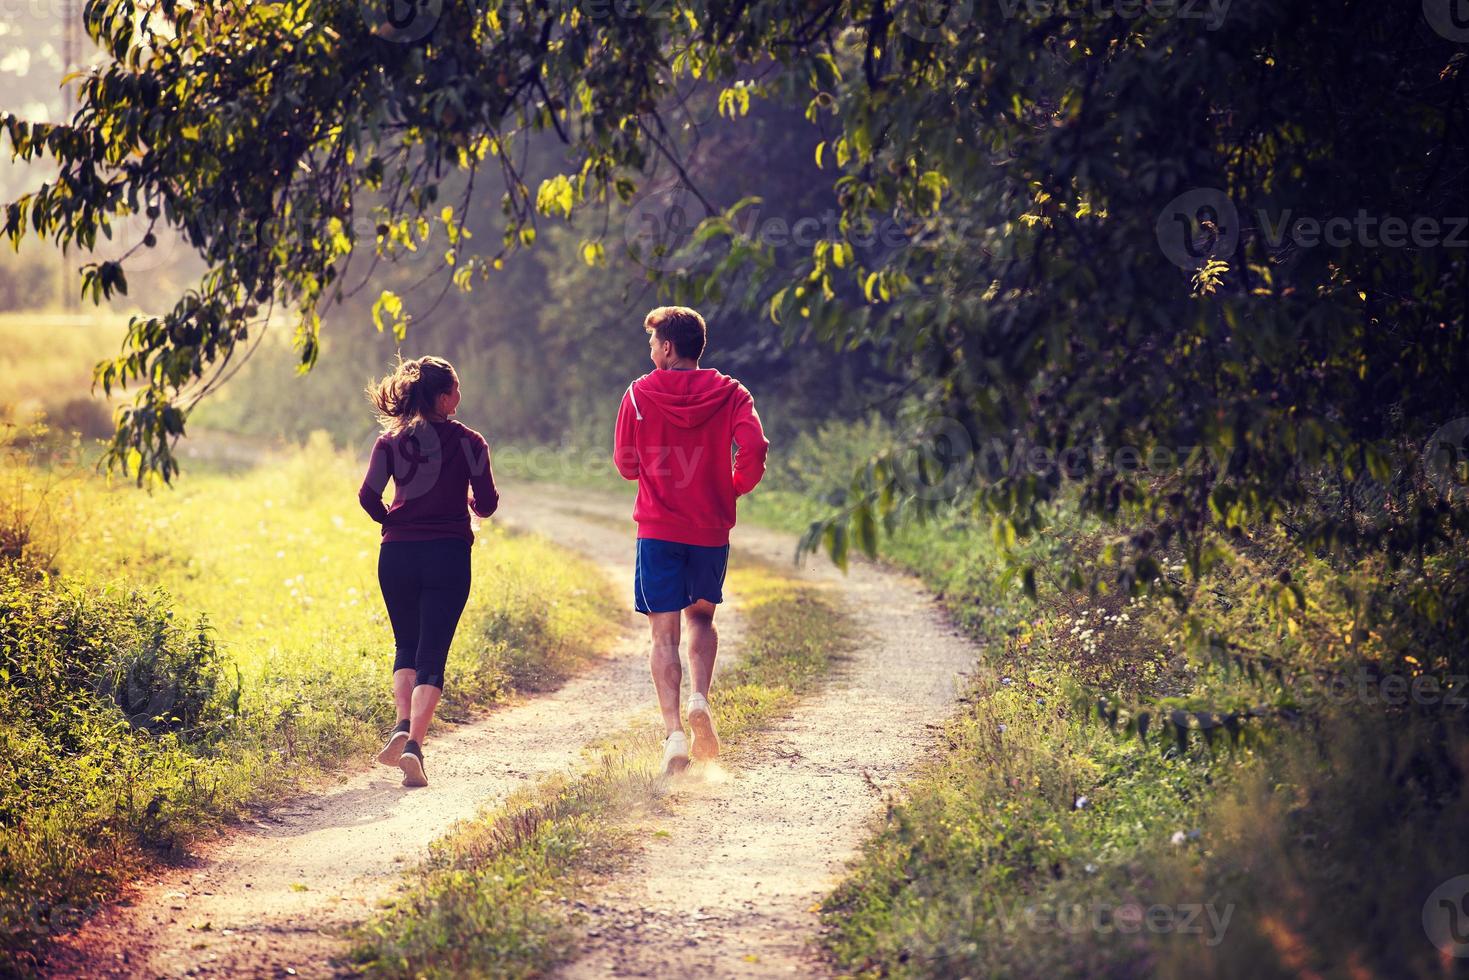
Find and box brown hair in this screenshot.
[366,354,457,434]
[644,306,707,362]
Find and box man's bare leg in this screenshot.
[685,600,720,759]
[648,611,684,736]
[684,600,718,697]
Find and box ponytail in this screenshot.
[366,354,456,435]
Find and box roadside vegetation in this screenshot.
[0,422,619,975]
[737,417,1469,977]
[388,416,1469,974]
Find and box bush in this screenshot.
[0,564,234,968]
[1,569,228,741]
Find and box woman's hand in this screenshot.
[468,489,482,534]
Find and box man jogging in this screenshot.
[614,306,769,775]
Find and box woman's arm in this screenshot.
[358,437,391,523]
[466,431,499,518]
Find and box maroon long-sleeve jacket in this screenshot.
[358,419,498,543]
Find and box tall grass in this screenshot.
[0,428,619,974]
[713,415,1469,977]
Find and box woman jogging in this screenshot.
[358,355,499,788]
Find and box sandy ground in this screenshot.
[540,488,979,978]
[43,483,980,979]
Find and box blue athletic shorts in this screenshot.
[633,537,730,614]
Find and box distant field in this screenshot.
[0,311,131,422]
[0,310,137,443]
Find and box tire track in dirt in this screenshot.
[529,486,981,979]
[42,484,738,979]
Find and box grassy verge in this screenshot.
[817,547,1469,976]
[352,431,1469,975]
[348,560,855,979]
[816,572,1226,976]
[0,430,619,974]
[726,419,1469,977]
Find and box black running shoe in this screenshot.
[398,739,428,788]
[377,719,410,766]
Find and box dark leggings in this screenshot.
[377,538,472,689]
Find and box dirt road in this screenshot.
[537,487,978,978]
[46,483,979,978]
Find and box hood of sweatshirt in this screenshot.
[629,369,741,429]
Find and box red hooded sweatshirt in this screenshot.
[613,368,769,547]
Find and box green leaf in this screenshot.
[854,504,878,557]
[371,290,404,339]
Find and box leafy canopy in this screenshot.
[3,0,1467,594]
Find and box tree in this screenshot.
[3,0,1466,597]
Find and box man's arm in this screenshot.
[357,437,391,523]
[614,386,640,481]
[731,387,769,496]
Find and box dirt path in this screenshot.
[46,483,981,979]
[45,484,731,979]
[528,487,980,978]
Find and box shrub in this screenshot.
[0,563,234,968]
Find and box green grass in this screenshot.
[0,430,620,974]
[817,607,1230,976]
[349,560,855,979]
[716,418,1469,978]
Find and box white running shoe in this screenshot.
[687,694,720,761]
[661,730,691,776]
